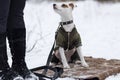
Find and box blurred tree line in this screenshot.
[27,0,120,3]
[52,0,120,2]
[96,0,120,2]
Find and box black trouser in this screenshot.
[0,0,26,70]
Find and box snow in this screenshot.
[8,0,120,80]
[106,74,120,80]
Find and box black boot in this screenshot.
[0,33,9,70]
[0,68,24,80]
[8,29,38,80]
[0,34,23,80]
[12,59,39,80]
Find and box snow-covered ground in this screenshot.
[8,0,120,80]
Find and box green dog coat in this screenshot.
[55,26,82,51]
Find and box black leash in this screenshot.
[30,42,58,80]
[42,41,55,75]
[31,66,63,80]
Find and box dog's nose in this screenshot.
[53,4,56,7]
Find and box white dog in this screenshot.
[51,3,89,68]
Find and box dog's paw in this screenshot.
[81,62,89,68]
[63,65,70,69]
[75,60,81,64]
[50,63,56,66]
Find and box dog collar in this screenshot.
[60,20,73,25]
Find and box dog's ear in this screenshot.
[69,3,76,9]
[69,3,74,9]
[69,3,77,9]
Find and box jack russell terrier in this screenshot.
[51,3,89,68]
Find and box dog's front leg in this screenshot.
[59,47,70,68]
[77,47,89,67]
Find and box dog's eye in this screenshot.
[61,4,68,8]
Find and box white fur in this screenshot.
[63,23,74,32]
[77,47,89,67]
[54,3,89,68]
[59,47,70,68]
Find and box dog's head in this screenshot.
[53,3,76,17]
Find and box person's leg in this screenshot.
[0,0,10,71]
[7,0,26,62]
[0,0,24,80]
[7,0,38,79]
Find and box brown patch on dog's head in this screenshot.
[61,4,68,8]
[69,3,74,9]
